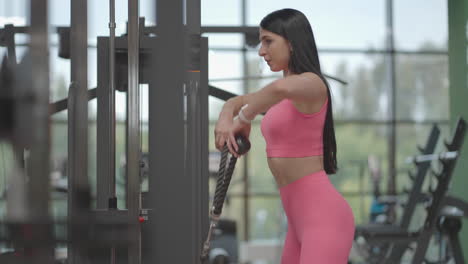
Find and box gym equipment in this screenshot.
[355,124,441,262]
[436,204,467,263]
[201,135,251,262]
[406,151,458,164]
[0,19,254,264]
[357,118,466,264]
[209,219,239,264]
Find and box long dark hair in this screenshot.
[260,8,338,174]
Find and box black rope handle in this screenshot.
[211,135,250,216]
[200,135,250,262]
[212,149,238,215]
[211,146,229,215]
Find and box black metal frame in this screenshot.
[357,118,466,264]
[355,124,441,263]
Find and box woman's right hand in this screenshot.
[214,113,234,152]
[214,114,252,157]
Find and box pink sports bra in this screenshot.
[260,98,328,158]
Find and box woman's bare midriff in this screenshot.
[267,156,324,188]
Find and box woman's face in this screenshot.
[258,28,292,72]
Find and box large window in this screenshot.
[395,54,449,120]
[247,0,386,49]
[202,0,241,25]
[394,0,448,51]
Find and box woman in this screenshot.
[214,8,355,264]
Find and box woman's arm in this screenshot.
[215,72,327,154]
[220,72,327,121]
[219,83,281,121]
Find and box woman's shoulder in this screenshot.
[285,72,327,114]
[299,72,324,84]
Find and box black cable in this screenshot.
[1,143,6,198]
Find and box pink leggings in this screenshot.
[279,170,355,264]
